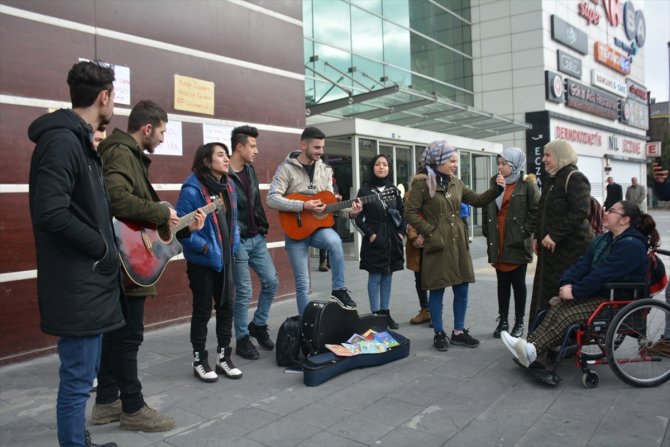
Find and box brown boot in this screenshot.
[120,405,176,432]
[410,308,431,325]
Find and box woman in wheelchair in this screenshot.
[501,200,659,367]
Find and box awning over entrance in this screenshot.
[305,85,530,139]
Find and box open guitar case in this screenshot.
[300,300,411,387]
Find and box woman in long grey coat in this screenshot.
[529,139,592,328]
[404,141,504,351]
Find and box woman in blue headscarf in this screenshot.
[404,141,505,352]
[482,147,540,339]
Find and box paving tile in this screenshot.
[245,415,321,447]
[297,430,367,446]
[2,227,670,447]
[325,412,395,445]
[515,413,594,447]
[291,401,352,430]
[375,424,447,447]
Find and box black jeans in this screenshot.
[414,270,428,309]
[495,264,528,318]
[187,262,233,352]
[96,296,146,413]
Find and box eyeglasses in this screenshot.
[605,209,625,217]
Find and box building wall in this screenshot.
[472,0,650,198]
[0,0,305,364]
[471,0,545,149]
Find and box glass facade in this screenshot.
[303,0,473,108]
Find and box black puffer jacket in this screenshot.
[28,109,125,337]
[355,184,405,274]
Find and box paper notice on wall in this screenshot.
[174,74,215,115]
[154,120,182,156]
[203,123,234,145]
[111,65,131,105]
[78,58,131,105]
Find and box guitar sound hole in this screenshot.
[158,226,172,242]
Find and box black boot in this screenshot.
[193,350,218,383]
[510,317,524,338]
[380,309,399,330]
[85,430,118,447]
[493,314,508,338]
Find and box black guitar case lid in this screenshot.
[300,300,388,356]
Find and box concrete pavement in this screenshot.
[1,210,669,447]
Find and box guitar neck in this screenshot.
[324,193,391,213]
[172,200,219,233]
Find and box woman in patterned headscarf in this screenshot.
[528,139,592,329]
[482,147,540,339]
[404,140,504,352]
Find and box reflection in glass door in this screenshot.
[379,144,411,192]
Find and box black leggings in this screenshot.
[495,264,527,318]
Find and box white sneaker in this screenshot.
[514,338,537,367]
[500,331,520,359]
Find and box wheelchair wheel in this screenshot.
[581,370,599,389]
[605,298,670,387]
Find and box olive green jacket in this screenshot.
[98,128,170,296]
[404,173,501,290]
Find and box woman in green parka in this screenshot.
[482,147,540,339]
[529,139,593,328]
[404,141,504,352]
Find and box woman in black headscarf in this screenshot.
[354,154,405,329]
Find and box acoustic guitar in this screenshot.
[114,198,223,287]
[278,190,398,240]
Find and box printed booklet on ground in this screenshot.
[325,329,399,356]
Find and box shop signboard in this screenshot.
[620,98,649,130]
[646,142,661,157]
[594,42,631,75]
[551,15,588,55]
[557,50,582,79]
[552,118,646,160]
[591,70,627,97]
[525,111,551,188]
[545,70,565,103]
[626,79,648,102]
[565,78,619,120]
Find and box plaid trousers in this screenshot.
[527,297,603,353]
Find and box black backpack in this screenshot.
[565,171,604,236]
[275,315,303,367]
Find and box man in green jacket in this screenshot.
[92,100,203,432]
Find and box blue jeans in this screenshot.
[285,228,345,315]
[233,234,278,339]
[368,272,392,312]
[57,335,102,447]
[428,283,469,333]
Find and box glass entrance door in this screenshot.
[379,144,411,192]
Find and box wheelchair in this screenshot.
[529,249,670,389]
